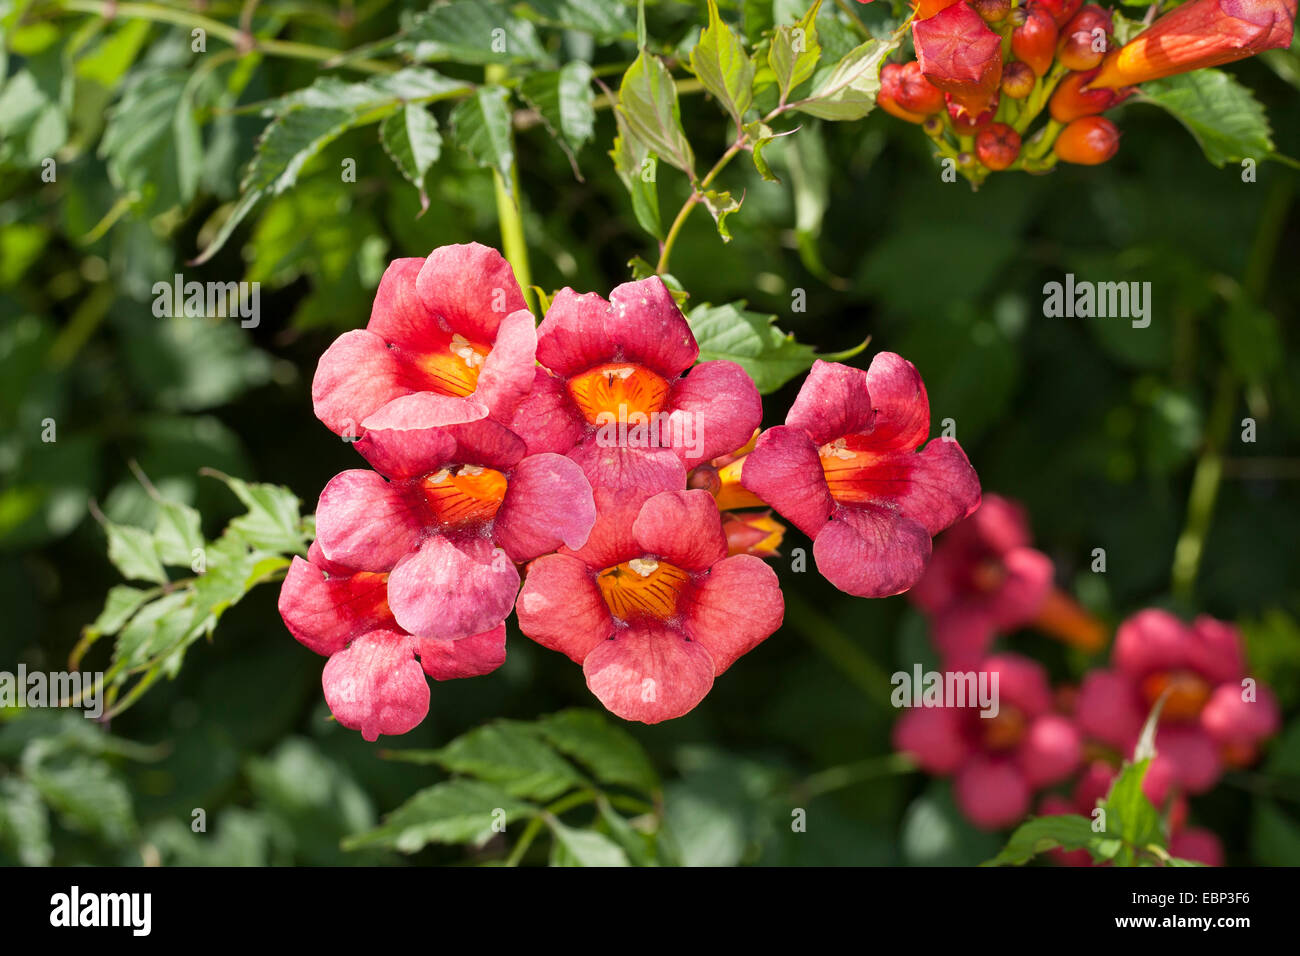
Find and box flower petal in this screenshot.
[662,360,763,469]
[516,554,613,663]
[494,452,597,562]
[537,278,698,378]
[414,242,527,343]
[631,489,727,571]
[388,535,520,640]
[833,438,981,536]
[682,554,784,674]
[954,756,1029,830]
[365,257,436,350]
[864,351,933,452]
[415,624,508,680]
[1201,682,1280,748]
[892,706,970,774]
[509,368,589,455]
[1016,714,1082,787]
[278,556,394,656]
[321,630,429,741]
[785,360,874,445]
[740,425,835,538]
[311,329,409,437]
[812,504,932,598]
[475,308,539,423]
[583,621,715,723]
[315,470,425,572]
[1076,669,1144,751]
[353,395,483,480]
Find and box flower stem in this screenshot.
[656,137,746,275]
[56,0,395,73]
[486,64,535,312]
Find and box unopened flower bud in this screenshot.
[914,3,1004,105]
[687,464,721,496]
[878,63,931,123]
[720,510,786,558]
[1049,68,1128,122]
[1000,60,1036,98]
[972,0,1012,23]
[1053,115,1120,164]
[894,60,945,115]
[1037,0,1084,26]
[1011,2,1059,77]
[975,122,1021,170]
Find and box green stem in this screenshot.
[505,789,597,866]
[1013,61,1068,135]
[1169,179,1292,600]
[57,0,395,73]
[486,65,534,311]
[795,753,915,801]
[656,138,745,274]
[782,591,897,710]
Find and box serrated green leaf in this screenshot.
[452,85,516,195]
[100,70,200,214]
[1104,759,1164,863]
[547,817,630,866]
[397,1,550,65]
[206,472,308,555]
[85,584,154,639]
[533,709,660,793]
[687,300,868,394]
[153,499,204,567]
[617,50,695,176]
[0,777,51,866]
[520,61,596,157]
[522,0,636,41]
[983,814,1099,866]
[702,188,742,241]
[690,0,756,127]
[1139,69,1274,168]
[611,109,662,238]
[380,103,442,213]
[104,521,168,584]
[22,743,136,844]
[745,120,783,181]
[793,37,892,121]
[343,779,538,853]
[769,0,822,104]
[411,720,587,800]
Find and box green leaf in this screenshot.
[547,818,631,866]
[0,777,51,866]
[104,520,168,584]
[414,720,587,800]
[689,0,756,127]
[397,1,550,65]
[342,779,537,853]
[745,120,784,182]
[1138,69,1274,168]
[768,0,822,104]
[22,743,136,844]
[100,70,200,214]
[793,37,892,121]
[1103,759,1164,862]
[153,499,204,568]
[687,300,868,394]
[84,584,154,640]
[702,188,742,241]
[520,61,597,158]
[206,472,308,555]
[380,103,443,213]
[451,85,517,195]
[521,0,636,41]
[983,814,1099,866]
[533,709,660,793]
[611,109,662,238]
[617,50,695,176]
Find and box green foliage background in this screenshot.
[2,0,1299,866]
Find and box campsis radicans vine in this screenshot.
[874,0,1297,185]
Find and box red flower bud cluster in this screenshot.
[878,0,1296,184]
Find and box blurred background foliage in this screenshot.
[1,0,1298,866]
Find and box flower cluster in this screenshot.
[895,492,1281,862]
[875,0,1296,183]
[280,243,984,736]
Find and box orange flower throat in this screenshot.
[567,363,671,425]
[420,465,508,528]
[597,557,690,621]
[415,332,491,397]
